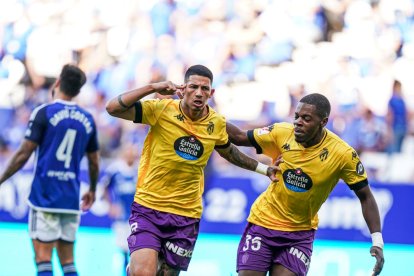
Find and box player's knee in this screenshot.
[128,263,155,276]
[35,251,52,263]
[156,262,179,276]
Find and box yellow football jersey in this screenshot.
[133,99,229,218]
[247,122,368,231]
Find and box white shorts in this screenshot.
[112,221,131,251]
[28,208,80,243]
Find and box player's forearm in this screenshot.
[0,150,31,185]
[106,84,155,115]
[361,195,382,233]
[217,144,258,172]
[87,152,100,192]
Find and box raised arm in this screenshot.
[105,81,185,121]
[226,122,252,146]
[354,185,384,275]
[215,143,281,182]
[0,139,37,186]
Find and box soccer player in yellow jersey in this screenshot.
[227,93,384,276]
[106,65,281,276]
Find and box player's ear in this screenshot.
[209,88,215,98]
[321,117,328,128]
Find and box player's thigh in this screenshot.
[129,248,159,276]
[238,270,267,276]
[28,208,60,242]
[237,223,273,273]
[272,230,315,276]
[158,220,199,272]
[270,264,296,276]
[157,256,180,276]
[60,213,80,243]
[56,240,75,265]
[32,239,55,262]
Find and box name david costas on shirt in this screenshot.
[49,108,93,134]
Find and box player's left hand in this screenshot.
[266,155,284,182]
[81,190,96,211]
[370,246,384,275]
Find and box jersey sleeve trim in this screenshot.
[214,140,231,149]
[133,102,143,123]
[247,130,262,154]
[348,179,369,191]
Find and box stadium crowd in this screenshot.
[1,0,414,182]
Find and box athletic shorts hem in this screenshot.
[130,245,160,255]
[237,266,268,273]
[34,238,58,243]
[58,238,75,244]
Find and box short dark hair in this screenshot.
[59,64,87,97]
[299,93,331,118]
[184,65,213,83]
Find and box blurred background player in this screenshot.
[0,64,99,276]
[103,143,140,275]
[386,79,408,154]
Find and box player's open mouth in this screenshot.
[193,100,203,107]
[294,129,304,135]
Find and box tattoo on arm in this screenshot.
[217,144,258,171]
[117,95,131,109]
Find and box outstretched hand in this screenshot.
[153,81,186,97]
[370,246,384,275]
[80,190,96,211]
[266,155,284,182]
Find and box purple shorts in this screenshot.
[237,223,315,276]
[128,202,200,271]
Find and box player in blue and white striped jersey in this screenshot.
[0,64,100,276]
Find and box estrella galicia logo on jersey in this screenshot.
[319,148,329,161]
[356,161,365,175]
[174,136,204,160]
[175,114,185,122]
[283,168,313,192]
[207,122,214,135]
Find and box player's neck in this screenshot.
[181,103,209,121]
[53,90,73,102]
[302,129,326,148]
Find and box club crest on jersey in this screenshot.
[283,168,313,192]
[257,125,274,136]
[174,136,204,160]
[319,148,329,161]
[207,122,214,135]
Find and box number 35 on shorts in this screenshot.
[242,235,262,251]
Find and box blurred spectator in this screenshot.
[354,108,388,154]
[386,79,408,153]
[1,0,414,183]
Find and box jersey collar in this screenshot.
[54,99,77,105]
